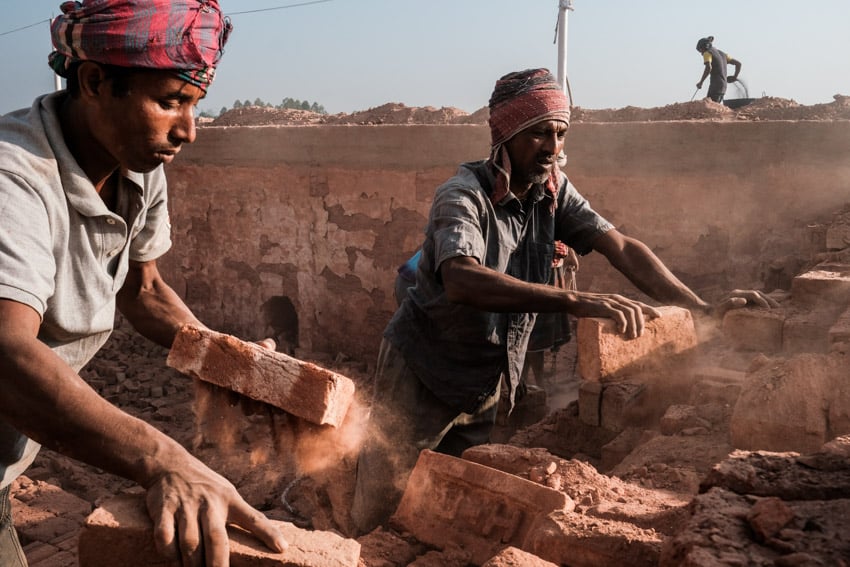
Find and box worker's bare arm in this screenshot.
[116,259,204,348]
[592,229,778,317]
[697,62,711,88]
[592,228,710,311]
[728,58,742,81]
[0,298,194,484]
[0,298,287,564]
[440,255,658,338]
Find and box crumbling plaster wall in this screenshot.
[160,121,850,362]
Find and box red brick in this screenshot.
[791,264,850,308]
[578,380,602,426]
[167,324,355,427]
[390,450,572,565]
[782,309,834,353]
[721,308,785,352]
[77,494,360,567]
[576,306,697,382]
[600,382,646,432]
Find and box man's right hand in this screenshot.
[566,291,661,339]
[145,455,288,566]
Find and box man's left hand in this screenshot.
[712,289,780,318]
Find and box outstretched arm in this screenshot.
[592,228,778,316]
[440,255,660,339]
[592,228,710,311]
[0,298,288,565]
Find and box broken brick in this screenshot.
[390,450,572,566]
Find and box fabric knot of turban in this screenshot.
[487,68,570,207]
[48,0,232,92]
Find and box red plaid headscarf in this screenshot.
[48,0,232,92]
[487,69,570,206]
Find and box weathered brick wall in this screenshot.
[160,122,850,362]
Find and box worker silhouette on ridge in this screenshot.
[696,36,741,103]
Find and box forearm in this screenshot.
[117,260,203,348]
[602,236,709,311]
[0,332,191,487]
[442,258,579,313]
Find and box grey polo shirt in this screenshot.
[0,92,172,488]
[385,159,613,414]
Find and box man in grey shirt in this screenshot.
[0,1,287,565]
[351,68,776,534]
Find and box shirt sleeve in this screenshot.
[128,167,172,262]
[554,178,614,255]
[0,172,54,316]
[703,52,713,64]
[428,180,488,271]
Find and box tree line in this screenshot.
[197,97,328,118]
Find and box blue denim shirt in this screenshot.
[385,160,613,413]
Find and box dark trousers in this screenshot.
[0,485,27,566]
[350,339,500,534]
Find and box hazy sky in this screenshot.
[1,0,848,116]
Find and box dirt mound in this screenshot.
[735,94,850,121]
[571,99,734,122]
[211,102,483,127]
[212,106,326,126]
[206,95,850,127]
[323,102,472,125]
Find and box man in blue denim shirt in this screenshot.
[351,68,775,534]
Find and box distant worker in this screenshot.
[695,36,741,103]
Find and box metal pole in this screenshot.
[556,0,574,98]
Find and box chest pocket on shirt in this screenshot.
[506,238,554,286]
[505,203,555,286]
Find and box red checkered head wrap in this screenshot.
[48,0,232,92]
[487,68,570,206]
